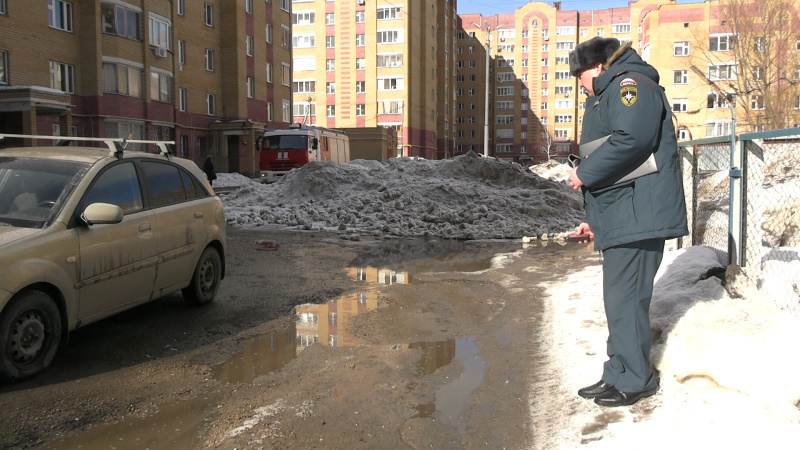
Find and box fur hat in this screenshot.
[569,37,622,76]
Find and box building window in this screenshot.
[179,88,187,111]
[356,34,366,46]
[292,33,316,48]
[356,58,365,70]
[246,35,254,56]
[293,11,315,25]
[207,94,216,115]
[377,30,402,44]
[204,3,214,27]
[205,49,215,71]
[612,23,631,34]
[708,64,736,81]
[326,36,335,48]
[247,77,255,98]
[673,70,688,84]
[149,71,172,102]
[325,12,334,25]
[356,81,365,93]
[326,59,335,71]
[327,105,335,117]
[706,121,731,137]
[102,63,142,97]
[281,0,289,12]
[672,98,688,113]
[709,34,732,52]
[282,99,291,122]
[293,80,316,93]
[177,40,185,64]
[282,62,290,86]
[266,24,273,43]
[751,95,765,110]
[266,63,273,83]
[707,92,730,109]
[176,0,185,15]
[50,61,74,93]
[0,0,6,14]
[377,6,401,19]
[282,25,290,49]
[378,77,403,90]
[149,15,172,50]
[555,129,569,138]
[378,100,403,114]
[293,102,315,118]
[326,82,335,94]
[673,42,689,56]
[101,2,141,40]
[0,50,7,85]
[356,11,365,23]
[245,0,253,14]
[267,102,274,121]
[48,0,73,32]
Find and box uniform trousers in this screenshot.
[600,237,665,392]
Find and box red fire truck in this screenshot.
[255,123,350,183]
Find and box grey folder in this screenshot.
[578,135,658,185]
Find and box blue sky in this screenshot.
[457,0,665,15]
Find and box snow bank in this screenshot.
[218,152,584,240]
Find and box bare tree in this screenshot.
[689,0,800,132]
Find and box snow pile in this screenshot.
[218,152,584,240]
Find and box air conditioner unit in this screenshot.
[154,47,168,58]
[357,0,365,5]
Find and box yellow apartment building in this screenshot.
[289,0,457,159]
[457,0,800,165]
[0,0,293,176]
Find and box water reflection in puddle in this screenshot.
[44,395,219,449]
[408,337,488,434]
[213,239,554,385]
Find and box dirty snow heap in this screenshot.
[219,152,584,240]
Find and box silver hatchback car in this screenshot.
[0,135,226,382]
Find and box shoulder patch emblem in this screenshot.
[620,78,637,86]
[620,87,638,107]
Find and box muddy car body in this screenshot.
[0,135,226,382]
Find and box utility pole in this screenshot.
[472,21,501,158]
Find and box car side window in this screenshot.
[180,169,198,200]
[142,161,188,207]
[83,162,143,214]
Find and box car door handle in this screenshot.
[138,223,151,232]
[194,211,204,219]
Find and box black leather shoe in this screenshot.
[578,380,614,399]
[594,386,658,407]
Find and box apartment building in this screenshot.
[456,0,800,165]
[0,0,293,176]
[289,0,457,159]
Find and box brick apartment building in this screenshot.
[457,0,800,165]
[289,0,458,159]
[0,0,293,176]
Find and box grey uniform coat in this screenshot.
[576,48,688,250]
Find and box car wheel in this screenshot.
[182,247,221,306]
[0,290,62,382]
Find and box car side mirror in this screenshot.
[81,203,124,225]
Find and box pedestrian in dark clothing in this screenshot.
[567,37,689,407]
[203,155,216,186]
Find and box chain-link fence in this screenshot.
[680,129,800,313]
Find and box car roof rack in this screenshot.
[0,134,175,159]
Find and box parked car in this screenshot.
[0,135,226,382]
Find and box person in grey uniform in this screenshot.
[567,37,689,407]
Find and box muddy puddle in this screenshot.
[47,237,582,448]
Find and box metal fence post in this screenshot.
[729,136,744,266]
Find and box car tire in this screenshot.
[0,290,62,382]
[182,247,222,306]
